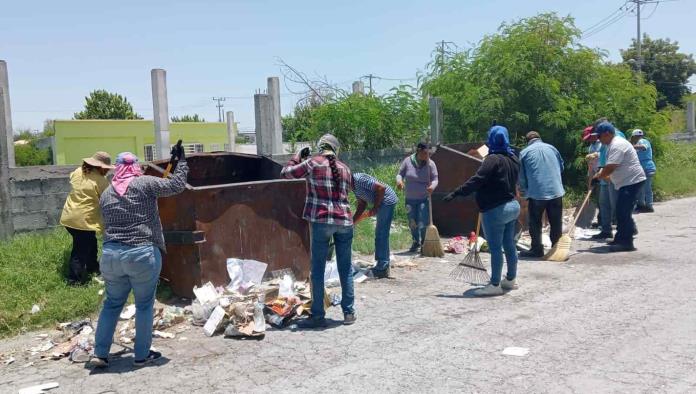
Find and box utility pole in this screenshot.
[361,74,375,94]
[212,97,226,122]
[436,40,455,74]
[635,0,642,73]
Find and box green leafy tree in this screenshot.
[282,86,428,151]
[621,35,696,109]
[171,114,205,122]
[74,90,143,120]
[421,13,660,188]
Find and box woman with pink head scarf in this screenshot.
[91,148,188,369]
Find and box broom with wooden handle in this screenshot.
[544,188,594,262]
[421,193,444,257]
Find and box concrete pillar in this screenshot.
[0,61,15,167]
[226,111,236,153]
[254,94,274,156]
[352,81,365,95]
[266,77,284,155]
[0,60,14,239]
[687,101,695,133]
[429,97,443,145]
[151,69,171,160]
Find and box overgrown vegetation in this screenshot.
[282,85,429,151]
[654,142,696,200]
[13,129,52,166]
[0,229,101,338]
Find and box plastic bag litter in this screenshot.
[278,274,294,297]
[324,260,340,287]
[226,258,268,293]
[191,300,217,326]
[193,282,219,304]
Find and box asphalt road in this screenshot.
[1,197,695,393]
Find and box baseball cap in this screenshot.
[595,122,615,135]
[582,126,597,141]
[631,129,644,137]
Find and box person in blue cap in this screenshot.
[630,129,656,213]
[443,125,521,296]
[592,122,645,252]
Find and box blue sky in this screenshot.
[2,0,694,131]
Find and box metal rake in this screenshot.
[449,214,490,285]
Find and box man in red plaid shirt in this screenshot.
[281,134,356,328]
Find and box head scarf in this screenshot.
[112,152,143,196]
[487,125,514,156]
[318,133,340,156]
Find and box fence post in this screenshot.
[151,69,171,160]
[687,101,695,134]
[267,77,284,155]
[0,60,15,239]
[226,111,236,152]
[254,94,274,156]
[429,97,443,145]
[352,81,365,95]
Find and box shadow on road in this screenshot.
[85,356,171,375]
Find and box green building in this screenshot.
[53,120,233,165]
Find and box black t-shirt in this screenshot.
[452,153,520,212]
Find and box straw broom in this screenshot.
[421,195,444,257]
[544,188,593,262]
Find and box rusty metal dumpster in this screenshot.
[430,143,528,237]
[145,153,310,298]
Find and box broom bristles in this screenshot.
[421,225,444,257]
[543,234,572,262]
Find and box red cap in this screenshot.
[582,126,597,141]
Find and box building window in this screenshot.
[144,144,155,161]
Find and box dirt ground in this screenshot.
[1,197,695,393]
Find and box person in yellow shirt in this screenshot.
[60,152,113,285]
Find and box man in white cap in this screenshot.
[593,122,646,252]
[630,129,656,213]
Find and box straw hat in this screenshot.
[83,151,115,169]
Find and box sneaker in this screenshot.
[519,249,543,258]
[591,232,613,240]
[296,316,328,329]
[471,283,504,297]
[343,313,357,325]
[370,267,390,279]
[408,242,420,253]
[591,221,600,229]
[133,350,162,367]
[609,244,637,253]
[89,356,109,369]
[501,277,518,290]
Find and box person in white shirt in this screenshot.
[592,122,646,252]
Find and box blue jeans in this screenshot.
[599,183,618,234]
[406,198,429,245]
[636,172,654,208]
[94,242,162,360]
[310,223,354,318]
[481,200,520,286]
[615,181,644,246]
[374,204,395,271]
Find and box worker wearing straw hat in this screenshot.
[60,152,114,285]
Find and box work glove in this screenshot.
[590,177,599,187]
[443,192,457,202]
[171,143,185,161]
[299,147,311,161]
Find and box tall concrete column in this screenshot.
[687,101,695,133]
[266,77,284,155]
[254,93,274,156]
[0,60,15,239]
[151,69,171,160]
[0,61,15,167]
[429,97,443,145]
[352,81,365,95]
[226,111,236,153]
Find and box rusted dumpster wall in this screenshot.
[431,144,528,237]
[146,153,310,298]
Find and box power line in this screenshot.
[582,2,629,35]
[582,2,634,39]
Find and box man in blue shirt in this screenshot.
[518,131,565,258]
[352,173,398,278]
[630,129,656,213]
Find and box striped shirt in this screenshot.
[100,161,189,252]
[281,153,353,226]
[352,173,398,206]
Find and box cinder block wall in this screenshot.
[9,165,74,232]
